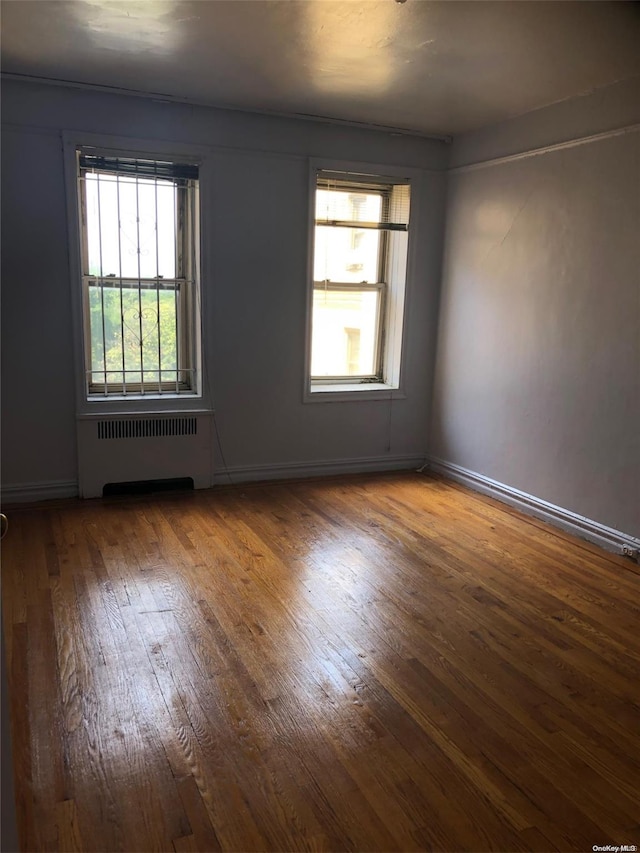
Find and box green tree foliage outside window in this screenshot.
[89,285,178,385]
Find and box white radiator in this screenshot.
[77,413,213,498]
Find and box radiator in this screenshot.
[77,413,213,498]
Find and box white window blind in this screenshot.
[316,171,410,231]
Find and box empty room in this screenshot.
[1,1,639,851]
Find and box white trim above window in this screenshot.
[304,159,416,403]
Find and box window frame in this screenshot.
[78,161,198,396]
[63,133,211,416]
[312,180,390,383]
[304,159,416,403]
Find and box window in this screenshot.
[309,169,410,393]
[77,151,200,398]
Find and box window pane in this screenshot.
[316,189,382,224]
[314,225,380,283]
[89,283,177,387]
[311,289,379,377]
[85,174,176,279]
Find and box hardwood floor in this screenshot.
[2,472,639,852]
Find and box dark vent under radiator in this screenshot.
[103,477,195,496]
[97,417,198,440]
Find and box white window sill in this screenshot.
[305,383,405,403]
[78,394,209,418]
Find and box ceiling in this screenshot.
[2,0,640,137]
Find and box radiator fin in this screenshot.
[97,417,198,440]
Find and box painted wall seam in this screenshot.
[1,72,452,143]
[3,122,449,173]
[449,123,640,174]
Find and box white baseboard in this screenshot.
[213,454,425,486]
[2,480,79,505]
[1,456,423,503]
[427,457,640,558]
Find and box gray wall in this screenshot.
[431,81,640,538]
[3,78,638,539]
[1,81,448,493]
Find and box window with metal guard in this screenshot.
[77,152,200,397]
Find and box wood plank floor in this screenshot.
[2,472,639,852]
